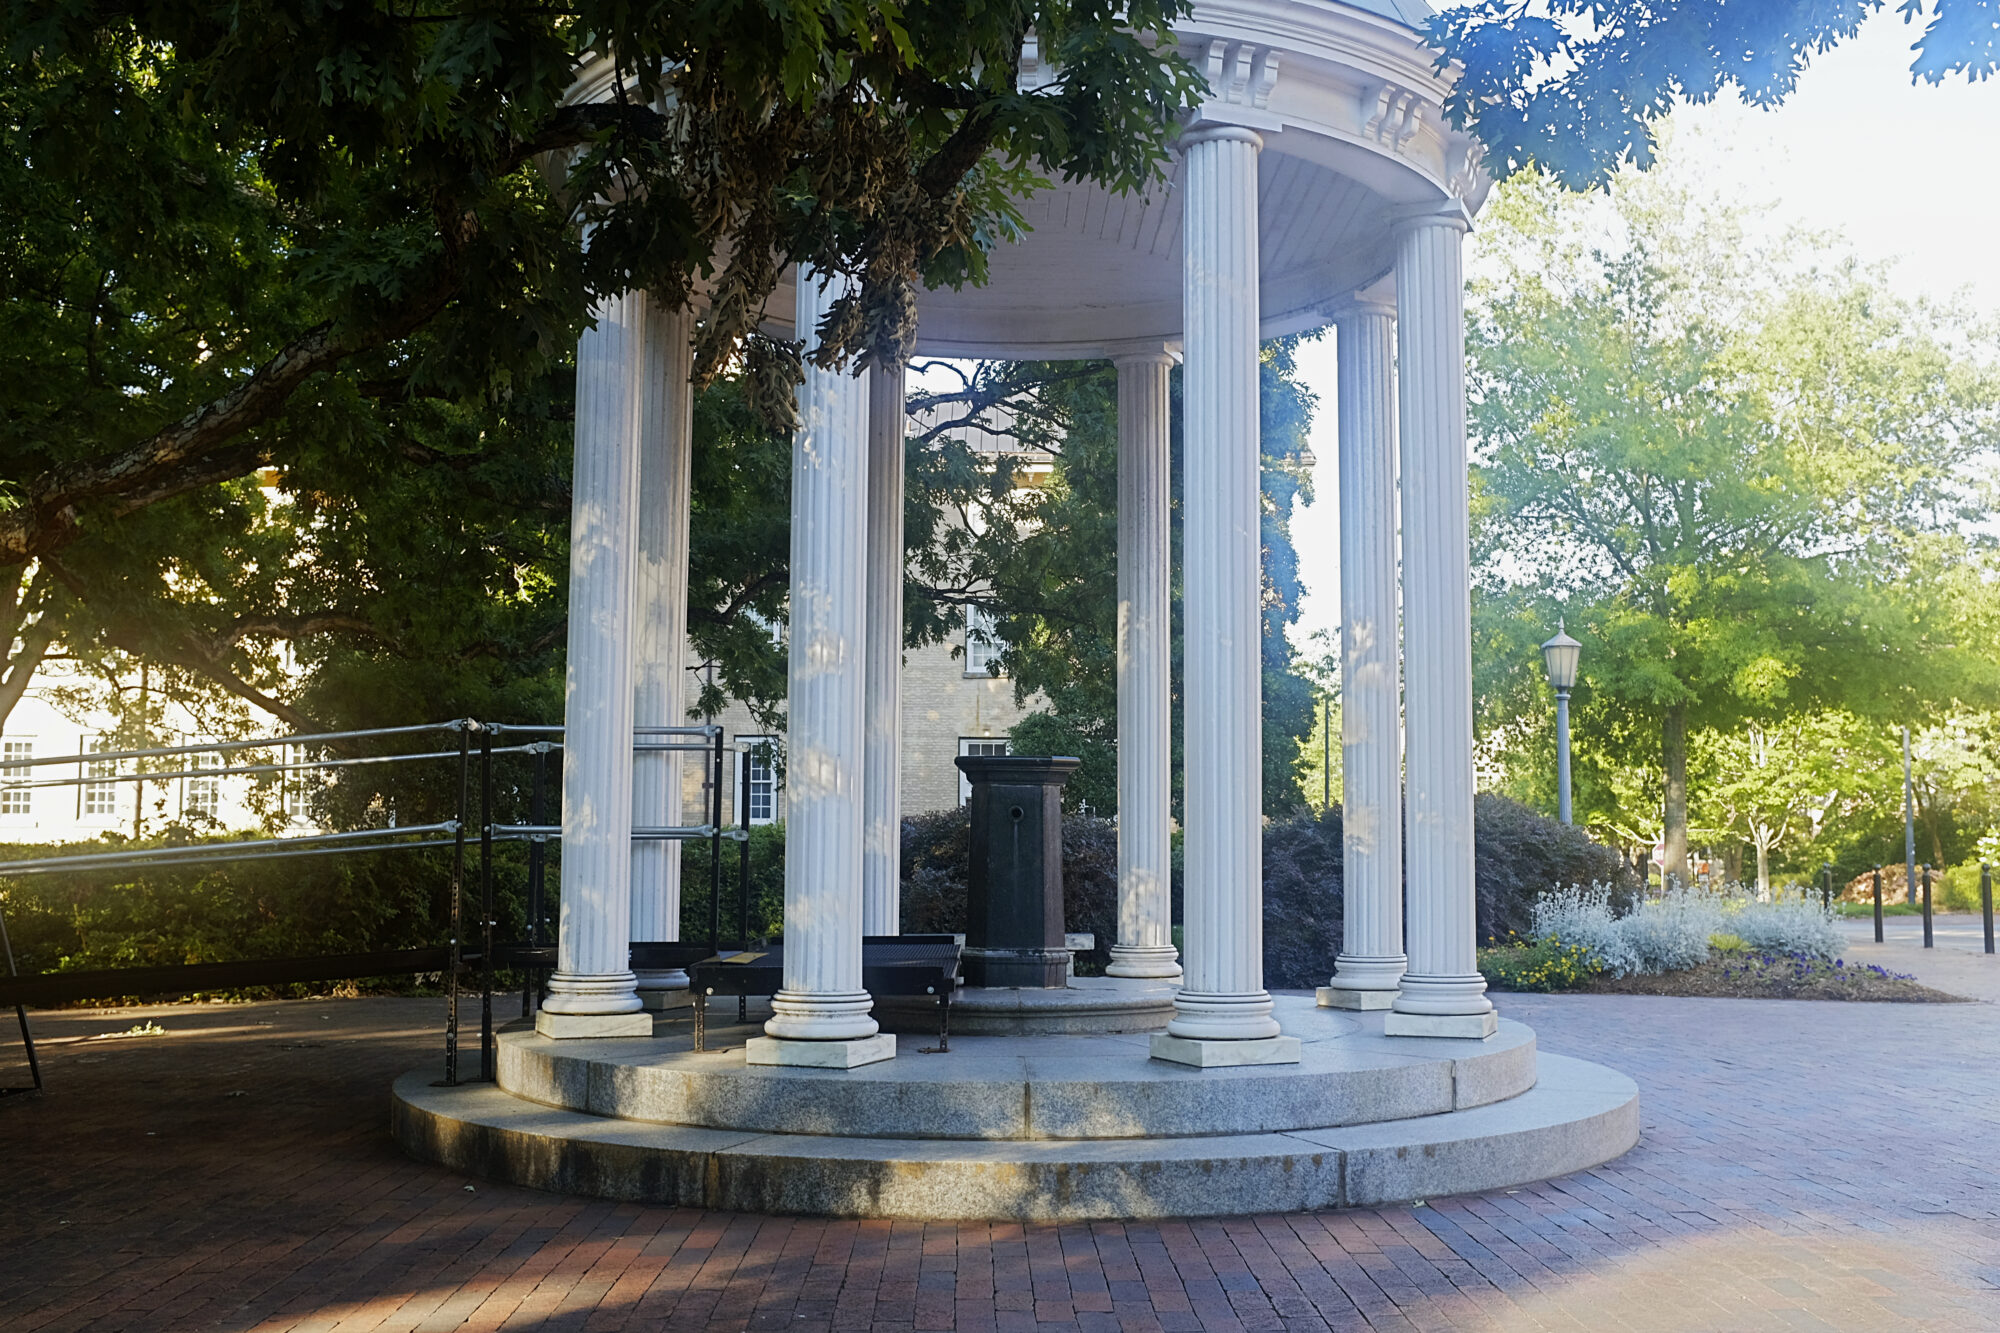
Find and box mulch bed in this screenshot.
[1572,953,1967,1002]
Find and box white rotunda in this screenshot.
[395,0,1640,1219]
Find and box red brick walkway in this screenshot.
[3,986,1996,1331]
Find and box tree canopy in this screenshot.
[1465,165,2000,881]
[1,0,1203,736]
[905,344,1320,819]
[1430,1,2000,189]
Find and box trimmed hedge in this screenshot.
[1258,795,1637,988]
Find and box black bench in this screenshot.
[688,934,962,1051]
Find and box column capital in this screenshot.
[1110,344,1181,370]
[1326,295,1397,324]
[1391,200,1473,236]
[1179,122,1266,152]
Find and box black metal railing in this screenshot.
[0,718,751,1092]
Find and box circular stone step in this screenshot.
[494,997,1537,1140]
[391,1052,1639,1221]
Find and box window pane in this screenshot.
[84,738,117,817]
[741,738,777,825]
[957,738,1010,805]
[1,740,31,816]
[964,606,1006,677]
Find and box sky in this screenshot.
[1285,6,2000,659]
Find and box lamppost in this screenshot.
[1903,725,1917,905]
[1542,621,1582,825]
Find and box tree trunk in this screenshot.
[1754,834,1771,899]
[1662,704,1690,890]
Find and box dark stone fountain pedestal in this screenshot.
[878,753,1177,1035]
[956,754,1079,989]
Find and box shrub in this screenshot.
[1262,806,1343,989]
[1259,797,1637,987]
[1530,884,1639,976]
[1939,861,1991,914]
[1471,794,1637,941]
[1478,938,1601,992]
[1723,894,1841,960]
[1621,887,1723,974]
[897,807,1119,974]
[0,833,465,990]
[678,823,785,947]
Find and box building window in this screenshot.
[964,605,1005,677]
[184,748,221,821]
[1,740,31,816]
[83,738,118,818]
[284,745,313,822]
[740,737,778,826]
[958,737,1009,805]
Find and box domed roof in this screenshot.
[1340,0,1435,26]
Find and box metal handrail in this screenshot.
[0,719,473,771]
[0,743,553,792]
[0,823,461,876]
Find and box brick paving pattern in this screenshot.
[3,955,1997,1330]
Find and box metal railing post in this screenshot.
[479,725,496,1081]
[738,738,753,1023]
[708,728,723,957]
[525,741,549,1017]
[0,906,42,1097]
[1921,864,1933,949]
[739,746,753,950]
[439,720,470,1086]
[1982,864,1994,956]
[1872,865,1884,944]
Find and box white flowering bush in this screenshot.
[1621,887,1725,973]
[1724,894,1842,959]
[1530,884,1639,976]
[1531,883,1734,976]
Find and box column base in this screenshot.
[745,1034,897,1069]
[535,1010,655,1040]
[1316,986,1396,1011]
[1382,1010,1499,1040]
[1105,945,1183,981]
[1149,1033,1302,1068]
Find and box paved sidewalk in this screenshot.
[1837,916,2000,1002]
[1,991,1996,1332]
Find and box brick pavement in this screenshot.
[1,989,1996,1332]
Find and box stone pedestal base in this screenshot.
[1317,986,1396,1011]
[637,988,694,1012]
[746,1034,897,1069]
[1149,1033,1302,1068]
[535,1010,654,1040]
[1383,1010,1499,1040]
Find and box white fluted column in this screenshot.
[1320,300,1407,1010]
[1109,349,1182,981]
[861,360,906,937]
[750,269,894,1067]
[539,291,651,1038]
[1154,125,1298,1066]
[631,302,694,1002]
[1387,210,1495,1040]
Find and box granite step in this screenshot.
[392,1052,1638,1220]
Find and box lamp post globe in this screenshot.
[1541,621,1582,825]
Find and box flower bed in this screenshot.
[1576,952,1961,1002]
